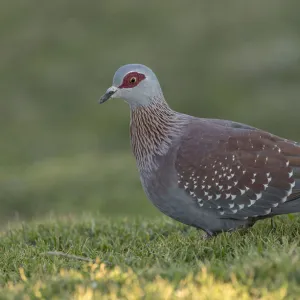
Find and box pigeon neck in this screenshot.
[130,99,176,167]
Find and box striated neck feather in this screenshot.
[130,99,178,168]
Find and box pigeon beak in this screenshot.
[99,86,118,104]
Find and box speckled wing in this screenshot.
[175,120,300,219]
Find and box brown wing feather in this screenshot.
[175,120,300,219]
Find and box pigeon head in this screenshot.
[99,64,164,108]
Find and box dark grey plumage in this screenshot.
[100,64,300,236]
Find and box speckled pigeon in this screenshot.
[99,64,300,236]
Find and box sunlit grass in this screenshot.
[3,261,287,299]
[1,215,300,298]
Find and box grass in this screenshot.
[1,215,300,298]
[0,151,158,225]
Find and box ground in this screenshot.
[1,215,300,299]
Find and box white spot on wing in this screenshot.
[264,208,272,215]
[255,193,262,200]
[291,181,295,188]
[248,199,256,207]
[239,189,245,195]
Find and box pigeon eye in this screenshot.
[129,77,137,84]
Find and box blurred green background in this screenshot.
[1,0,300,224]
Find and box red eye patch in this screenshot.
[119,72,146,89]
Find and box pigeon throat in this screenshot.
[130,100,177,166]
